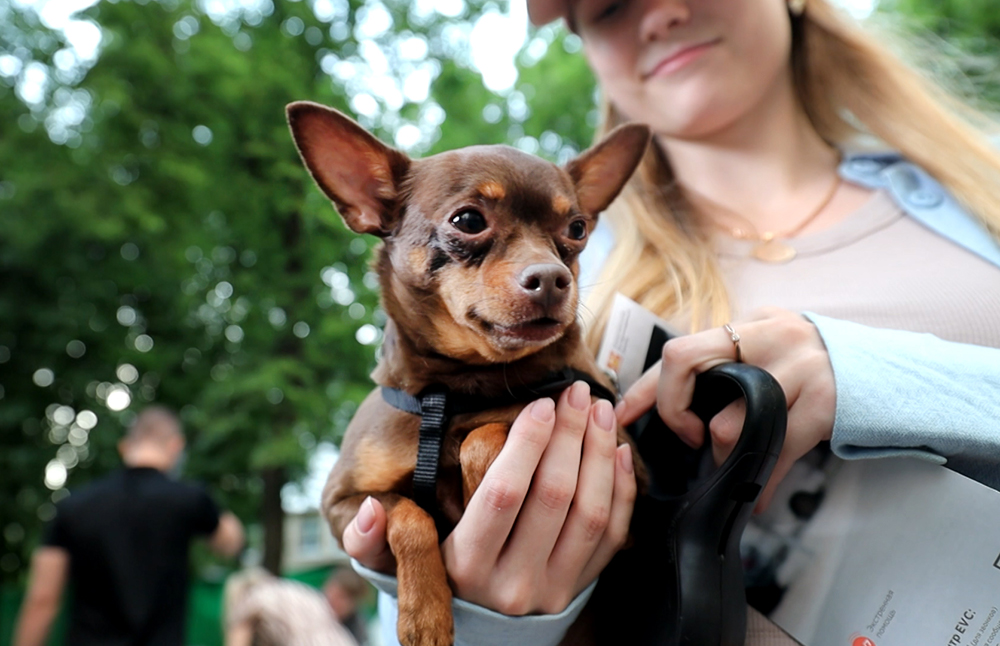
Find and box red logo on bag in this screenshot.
[852,637,876,646]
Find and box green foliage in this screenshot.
[0,0,383,579]
[878,0,1000,106]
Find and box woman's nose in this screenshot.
[639,0,691,42]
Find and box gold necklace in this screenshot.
[713,174,842,263]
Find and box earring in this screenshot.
[788,0,806,15]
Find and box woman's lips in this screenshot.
[644,39,720,79]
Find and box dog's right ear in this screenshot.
[287,101,410,237]
[565,123,651,216]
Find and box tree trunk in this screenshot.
[259,211,302,575]
[262,466,286,574]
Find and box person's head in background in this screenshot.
[323,567,369,621]
[527,0,1000,339]
[223,567,272,619]
[118,406,186,472]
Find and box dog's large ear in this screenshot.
[565,123,652,215]
[287,101,410,237]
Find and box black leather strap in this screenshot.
[381,368,616,524]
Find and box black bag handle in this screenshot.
[596,361,786,646]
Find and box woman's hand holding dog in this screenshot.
[342,381,637,616]
[615,307,837,511]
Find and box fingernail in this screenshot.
[620,445,634,475]
[568,381,590,411]
[356,497,376,534]
[531,398,555,422]
[614,400,628,419]
[595,400,615,431]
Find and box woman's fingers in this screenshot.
[655,332,737,446]
[342,496,395,573]
[546,399,618,599]
[503,382,594,573]
[617,359,705,446]
[444,398,556,587]
[444,388,634,616]
[577,443,637,592]
[708,399,746,466]
[614,362,660,426]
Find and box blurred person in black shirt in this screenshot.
[14,406,245,646]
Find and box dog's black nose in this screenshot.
[518,264,571,308]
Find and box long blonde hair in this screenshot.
[584,0,1000,349]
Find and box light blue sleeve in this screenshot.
[804,313,1000,484]
[351,561,597,646]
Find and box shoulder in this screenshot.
[42,472,122,546]
[840,149,957,211]
[840,150,1000,269]
[55,470,122,512]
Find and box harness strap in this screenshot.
[381,368,617,524]
[413,390,448,513]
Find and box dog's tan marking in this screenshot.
[408,247,428,271]
[460,423,508,506]
[476,181,506,201]
[354,435,416,492]
[552,194,572,215]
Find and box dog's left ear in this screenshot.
[565,123,652,215]
[287,101,410,237]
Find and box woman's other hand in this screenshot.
[341,381,637,615]
[615,307,836,511]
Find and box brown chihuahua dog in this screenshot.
[287,101,650,646]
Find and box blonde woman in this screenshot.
[341,0,1000,644]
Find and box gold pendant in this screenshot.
[751,239,797,263]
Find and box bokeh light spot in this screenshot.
[192,125,213,145]
[45,461,68,490]
[66,339,86,358]
[117,306,137,326]
[33,368,55,387]
[116,363,139,384]
[134,334,154,352]
[121,242,140,260]
[76,410,98,430]
[106,386,131,411]
[225,325,244,343]
[53,406,75,426]
[356,324,379,345]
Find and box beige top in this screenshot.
[715,190,1000,348]
[747,607,801,645]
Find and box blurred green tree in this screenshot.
[878,0,1000,107]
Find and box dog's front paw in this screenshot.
[397,578,454,646]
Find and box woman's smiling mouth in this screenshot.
[643,39,721,79]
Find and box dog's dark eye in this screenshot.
[450,209,488,234]
[567,219,588,241]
